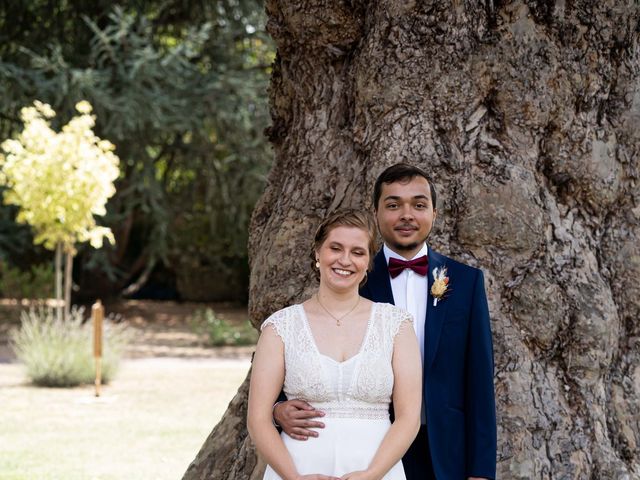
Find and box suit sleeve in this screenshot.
[465,269,497,479]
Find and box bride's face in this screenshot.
[315,225,370,293]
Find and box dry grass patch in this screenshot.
[0,354,250,479]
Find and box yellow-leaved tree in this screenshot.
[0,100,120,319]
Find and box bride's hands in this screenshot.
[339,471,376,480]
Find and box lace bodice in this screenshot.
[261,302,413,419]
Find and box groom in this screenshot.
[274,163,497,480]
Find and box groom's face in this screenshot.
[375,176,437,259]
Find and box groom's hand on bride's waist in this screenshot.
[273,399,326,440]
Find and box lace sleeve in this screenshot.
[389,306,414,340]
[260,308,289,342]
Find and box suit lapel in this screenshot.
[368,247,447,369]
[426,247,449,369]
[368,250,395,305]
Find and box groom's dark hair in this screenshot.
[373,163,437,211]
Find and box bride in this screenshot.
[247,209,422,480]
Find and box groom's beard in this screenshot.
[389,233,430,254]
[390,241,421,253]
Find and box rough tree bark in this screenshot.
[184,1,640,478]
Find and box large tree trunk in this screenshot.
[184,2,640,478]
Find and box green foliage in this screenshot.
[0,261,54,299]
[10,306,130,387]
[188,308,257,346]
[0,1,274,297]
[0,202,37,264]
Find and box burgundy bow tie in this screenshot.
[387,255,428,278]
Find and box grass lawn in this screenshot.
[0,356,250,480]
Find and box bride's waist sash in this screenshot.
[310,400,390,420]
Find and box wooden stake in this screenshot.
[92,300,104,397]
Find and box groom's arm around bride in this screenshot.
[275,164,497,480]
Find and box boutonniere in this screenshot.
[430,266,450,306]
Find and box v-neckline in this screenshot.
[299,302,376,365]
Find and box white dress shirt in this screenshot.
[383,243,428,366]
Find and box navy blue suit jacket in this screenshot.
[360,248,497,480]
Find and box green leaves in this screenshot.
[0,101,119,252]
[0,1,274,297]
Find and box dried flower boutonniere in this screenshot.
[431,266,450,306]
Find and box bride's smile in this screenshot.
[315,226,369,292]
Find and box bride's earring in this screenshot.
[315,260,320,268]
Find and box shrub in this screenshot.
[189,308,257,346]
[10,306,130,387]
[0,261,54,299]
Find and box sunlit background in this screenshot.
[0,2,273,478]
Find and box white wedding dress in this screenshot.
[261,302,412,480]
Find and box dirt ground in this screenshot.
[0,299,255,361]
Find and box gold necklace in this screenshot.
[315,294,360,326]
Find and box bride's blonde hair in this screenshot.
[312,209,378,273]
